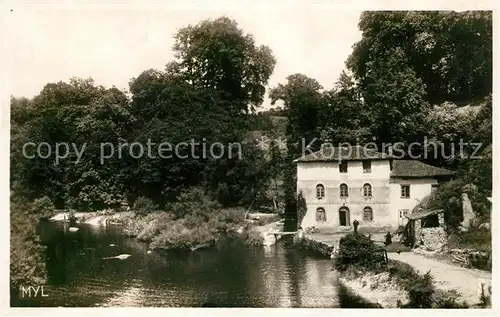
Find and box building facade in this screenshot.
[296,146,454,231]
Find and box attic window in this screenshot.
[401,185,410,198]
[339,161,348,173]
[363,161,371,173]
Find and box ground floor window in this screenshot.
[363,206,373,221]
[316,208,326,221]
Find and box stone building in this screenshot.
[295,145,455,231]
[404,209,446,249]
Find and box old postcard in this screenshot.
[1,0,497,315]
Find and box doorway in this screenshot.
[339,207,350,226]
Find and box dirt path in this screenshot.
[388,252,491,305]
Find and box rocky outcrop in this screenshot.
[461,193,476,230]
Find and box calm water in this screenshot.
[12,220,366,308]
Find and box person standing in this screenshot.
[353,219,359,233]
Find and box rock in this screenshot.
[263,233,277,246]
[478,223,491,230]
[461,193,475,229]
[68,227,79,232]
[103,254,131,260]
[236,226,245,234]
[147,250,152,254]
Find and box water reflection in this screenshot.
[14,221,345,308]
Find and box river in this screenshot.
[11,220,371,308]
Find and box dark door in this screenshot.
[339,207,350,226]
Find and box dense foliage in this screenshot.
[123,188,259,251]
[334,233,385,271]
[11,17,277,211]
[10,196,50,289]
[272,11,492,229]
[10,12,492,289]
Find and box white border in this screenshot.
[1,0,498,316]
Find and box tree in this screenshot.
[318,71,372,145]
[269,74,324,206]
[358,47,430,145]
[168,16,276,113]
[347,11,492,104]
[10,78,134,209]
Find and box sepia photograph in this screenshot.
[3,0,496,312]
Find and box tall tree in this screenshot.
[360,47,430,145]
[347,11,492,104]
[269,74,324,207]
[168,16,276,113]
[318,71,372,145]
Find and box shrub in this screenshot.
[388,261,435,308]
[479,283,492,308]
[10,199,47,289]
[407,271,434,308]
[433,290,469,308]
[133,196,157,216]
[241,228,264,246]
[30,196,55,218]
[334,233,384,271]
[149,222,216,251]
[296,191,307,226]
[169,187,221,220]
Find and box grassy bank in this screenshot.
[123,208,265,251]
[121,188,272,251]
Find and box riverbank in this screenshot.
[297,231,489,308]
[48,208,284,251]
[388,252,492,306]
[295,233,407,308]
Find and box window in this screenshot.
[399,209,410,218]
[340,183,348,198]
[363,161,371,173]
[339,161,348,173]
[316,208,326,221]
[363,183,372,198]
[401,185,410,198]
[363,206,373,221]
[431,184,438,193]
[316,184,325,199]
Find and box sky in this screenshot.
[4,4,362,110]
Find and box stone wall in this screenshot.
[414,212,447,251]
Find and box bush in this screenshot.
[242,228,264,246]
[334,233,384,271]
[30,196,55,218]
[433,290,469,308]
[407,271,434,308]
[388,260,435,308]
[296,191,307,226]
[169,187,221,220]
[149,222,217,251]
[133,196,157,216]
[10,199,47,289]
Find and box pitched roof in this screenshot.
[295,145,390,162]
[406,209,444,220]
[391,160,455,178]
